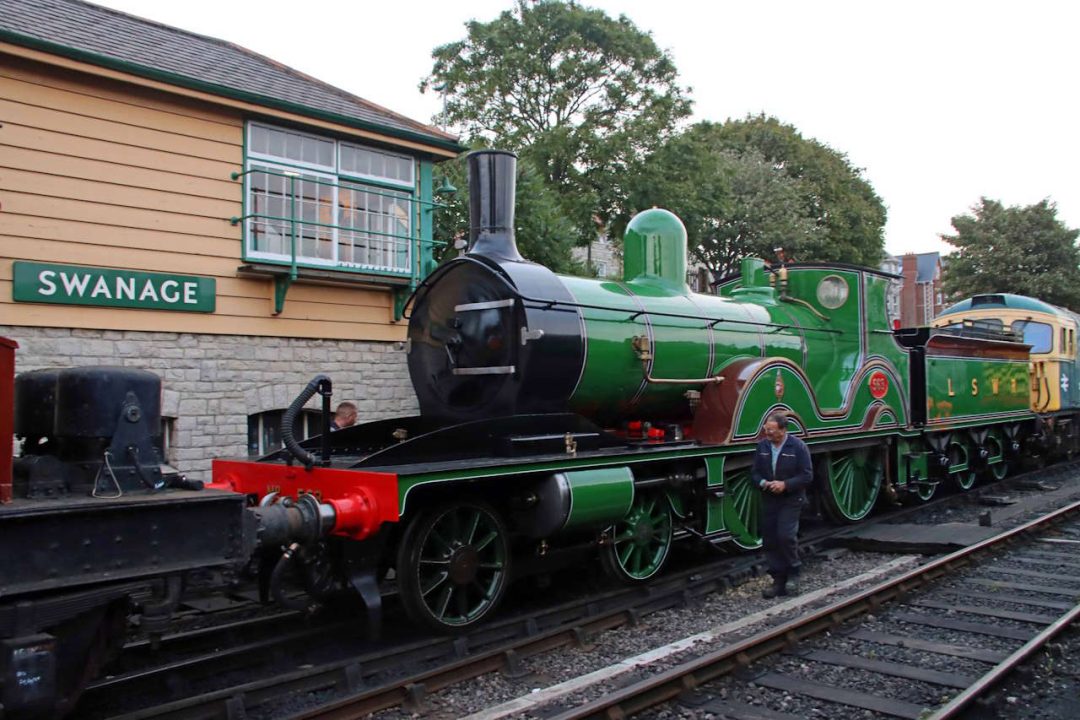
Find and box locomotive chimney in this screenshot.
[467,149,523,262]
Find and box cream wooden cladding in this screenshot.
[0,55,404,340]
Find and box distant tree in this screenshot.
[623,122,823,280]
[432,148,582,273]
[941,198,1080,310]
[422,0,692,245]
[706,115,887,269]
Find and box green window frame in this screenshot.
[242,122,418,277]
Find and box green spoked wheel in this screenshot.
[601,491,673,583]
[822,446,884,523]
[722,469,762,549]
[947,442,977,491]
[913,478,938,502]
[985,434,1009,481]
[396,501,510,631]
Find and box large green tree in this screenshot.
[422,0,691,246]
[941,198,1080,310]
[624,122,824,280]
[701,115,887,269]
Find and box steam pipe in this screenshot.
[631,336,726,385]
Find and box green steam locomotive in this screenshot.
[210,150,1036,631]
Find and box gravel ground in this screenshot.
[637,563,1080,718]
[928,589,1071,618]
[960,628,1080,720]
[859,613,1021,655]
[906,466,1080,527]
[370,551,918,720]
[992,556,1080,573]
[775,652,948,706]
[825,625,994,678]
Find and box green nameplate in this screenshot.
[13,261,215,313]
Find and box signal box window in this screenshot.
[244,123,416,276]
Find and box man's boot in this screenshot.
[762,577,785,599]
[786,574,801,596]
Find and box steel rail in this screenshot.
[544,498,1080,720]
[928,601,1080,719]
[97,522,869,720]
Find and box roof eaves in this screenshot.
[217,38,456,143]
[0,27,466,155]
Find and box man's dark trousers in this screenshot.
[761,493,803,583]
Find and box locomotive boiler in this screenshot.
[408,150,801,427]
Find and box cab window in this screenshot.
[1011,320,1053,353]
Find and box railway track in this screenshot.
[539,501,1080,720]
[87,546,767,719]
[83,461,1080,719]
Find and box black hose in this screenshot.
[269,543,319,614]
[282,374,331,470]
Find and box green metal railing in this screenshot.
[229,168,448,316]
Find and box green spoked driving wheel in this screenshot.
[913,478,938,502]
[948,442,977,491]
[822,446,883,523]
[722,469,762,549]
[601,491,673,583]
[396,501,510,631]
[985,433,1009,481]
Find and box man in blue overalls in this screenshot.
[751,411,813,598]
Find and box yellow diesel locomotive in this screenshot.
[934,293,1080,455]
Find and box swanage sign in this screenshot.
[13,262,215,313]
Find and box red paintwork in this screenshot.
[869,371,889,399]
[210,459,399,540]
[925,334,1031,360]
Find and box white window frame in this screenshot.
[246,161,339,267]
[338,140,415,190]
[248,409,321,456]
[159,415,176,465]
[244,122,416,275]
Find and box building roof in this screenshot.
[879,255,901,274]
[915,252,940,283]
[0,0,463,153]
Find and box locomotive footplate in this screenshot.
[0,489,247,716]
[0,489,247,600]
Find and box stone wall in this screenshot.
[2,326,418,480]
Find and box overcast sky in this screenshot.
[89,0,1079,258]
